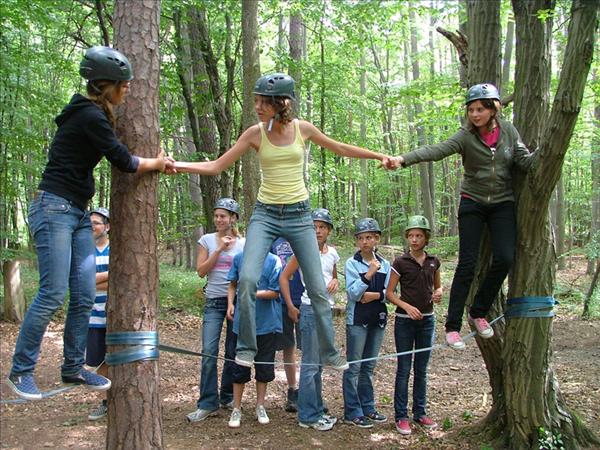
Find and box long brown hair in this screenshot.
[86,80,125,128]
[466,98,502,133]
[266,96,294,124]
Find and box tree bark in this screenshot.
[107,1,163,448]
[2,259,26,322]
[240,0,261,224]
[466,0,501,88]
[588,69,600,275]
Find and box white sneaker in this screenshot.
[256,405,270,424]
[298,416,334,431]
[228,408,242,428]
[186,408,218,423]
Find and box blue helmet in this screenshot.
[465,83,500,105]
[214,198,240,217]
[312,208,334,227]
[91,207,110,223]
[354,218,381,236]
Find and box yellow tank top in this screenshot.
[257,119,308,204]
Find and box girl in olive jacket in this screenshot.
[394,84,535,349]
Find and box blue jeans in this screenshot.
[237,200,340,364]
[394,315,435,420]
[342,323,385,420]
[11,191,95,377]
[197,297,235,410]
[297,304,325,424]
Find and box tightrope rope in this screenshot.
[1,298,551,404]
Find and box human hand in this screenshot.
[367,255,381,275]
[287,305,300,323]
[226,304,235,321]
[405,304,423,320]
[164,155,177,175]
[219,235,235,251]
[432,288,443,304]
[327,278,339,294]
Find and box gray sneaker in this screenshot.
[88,401,108,421]
[298,416,334,431]
[324,354,349,371]
[186,408,218,423]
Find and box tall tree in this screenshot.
[240,0,261,223]
[107,0,163,448]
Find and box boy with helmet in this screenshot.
[279,208,340,431]
[186,198,245,423]
[343,218,390,428]
[392,83,535,349]
[173,72,395,372]
[385,215,442,435]
[85,207,111,420]
[7,46,169,401]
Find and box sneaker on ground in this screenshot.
[414,415,438,429]
[228,408,242,428]
[256,405,270,424]
[395,418,411,435]
[323,354,349,371]
[61,369,111,391]
[234,355,254,368]
[285,387,298,412]
[186,408,218,423]
[220,400,234,410]
[7,374,42,401]
[468,314,494,338]
[445,331,466,350]
[298,417,334,431]
[366,411,387,423]
[322,414,337,425]
[88,401,108,421]
[343,416,373,428]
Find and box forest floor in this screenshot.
[1,260,598,449]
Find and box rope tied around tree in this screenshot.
[505,296,556,319]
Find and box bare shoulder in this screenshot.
[298,120,318,139]
[240,123,262,149]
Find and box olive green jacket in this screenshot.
[402,119,534,204]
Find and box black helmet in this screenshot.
[253,73,295,99]
[465,83,500,105]
[311,208,334,227]
[214,198,240,217]
[354,218,381,236]
[79,46,133,81]
[91,207,110,223]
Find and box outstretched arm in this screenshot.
[300,121,393,167]
[173,125,260,175]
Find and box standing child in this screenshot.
[85,207,111,420]
[343,218,390,428]
[173,72,394,371]
[271,237,305,412]
[186,198,245,423]
[280,208,339,431]
[385,215,442,435]
[225,250,282,428]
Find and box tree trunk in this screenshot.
[2,259,26,322]
[501,16,514,89]
[107,1,163,448]
[359,52,368,218]
[467,0,501,88]
[502,1,598,448]
[556,175,566,269]
[240,0,261,224]
[588,70,600,275]
[289,13,303,109]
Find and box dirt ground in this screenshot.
[1,264,599,449]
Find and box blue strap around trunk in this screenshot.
[105,331,159,365]
[505,296,556,318]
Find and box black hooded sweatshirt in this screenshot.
[38,94,140,209]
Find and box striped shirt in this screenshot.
[89,244,109,328]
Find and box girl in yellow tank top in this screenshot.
[173,74,395,418]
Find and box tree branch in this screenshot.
[436,26,469,69]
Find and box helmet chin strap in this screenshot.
[89,81,103,94]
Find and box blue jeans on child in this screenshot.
[394,315,435,420]
[197,297,236,410]
[297,304,325,424]
[11,191,96,377]
[237,200,341,365]
[342,323,385,420]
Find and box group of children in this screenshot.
[184,198,444,435]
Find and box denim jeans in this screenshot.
[11,191,95,377]
[297,304,325,424]
[342,323,385,420]
[446,198,516,332]
[197,297,235,410]
[394,315,435,420]
[237,200,341,364]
